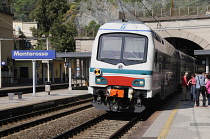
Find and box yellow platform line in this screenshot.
[157,101,181,139]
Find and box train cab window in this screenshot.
[99,36,122,60]
[97,33,148,65]
[123,37,146,60]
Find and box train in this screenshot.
[88,20,197,113]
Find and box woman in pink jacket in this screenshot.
[205,74,210,107]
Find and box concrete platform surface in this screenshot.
[130,95,210,139]
[0,89,89,111]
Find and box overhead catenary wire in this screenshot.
[120,0,210,33]
[139,0,172,37]
[118,0,126,21]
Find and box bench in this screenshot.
[7,92,23,100]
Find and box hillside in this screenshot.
[12,0,210,26]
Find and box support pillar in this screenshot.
[68,61,72,90]
[32,60,36,97]
[206,56,209,73]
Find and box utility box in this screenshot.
[45,81,51,95]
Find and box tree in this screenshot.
[84,20,100,37]
[13,0,36,21]
[29,0,76,51]
[64,4,79,22]
[29,0,69,35]
[49,22,77,52]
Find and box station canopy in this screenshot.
[56,52,91,58]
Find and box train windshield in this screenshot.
[97,33,148,65]
[123,37,146,60]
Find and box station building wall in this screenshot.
[0,11,14,86]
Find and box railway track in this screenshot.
[52,105,157,139]
[0,98,158,139]
[52,113,142,139]
[0,98,93,138]
[0,91,174,138]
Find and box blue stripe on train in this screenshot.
[90,68,153,75]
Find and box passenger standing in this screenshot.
[195,72,206,107]
[181,72,189,101]
[187,73,196,102]
[205,72,208,84]
[205,74,210,107]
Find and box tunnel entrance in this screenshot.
[165,37,205,72]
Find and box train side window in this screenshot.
[159,64,162,72]
[154,51,157,65]
[154,33,161,43]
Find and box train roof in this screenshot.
[107,20,144,24]
[99,20,151,32]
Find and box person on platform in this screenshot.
[205,74,210,107]
[195,72,206,107]
[187,73,196,102]
[181,72,189,101]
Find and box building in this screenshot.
[12,21,68,85]
[13,21,38,49]
[0,0,14,87]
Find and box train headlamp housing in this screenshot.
[134,81,139,85]
[132,79,145,87]
[95,77,107,84]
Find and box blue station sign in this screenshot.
[12,50,56,59]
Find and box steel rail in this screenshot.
[51,113,108,139]
[109,117,139,139]
[0,98,92,126]
[0,104,93,137]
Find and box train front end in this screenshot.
[88,21,154,113]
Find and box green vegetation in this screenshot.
[13,0,36,21]
[49,22,77,52]
[84,20,100,37]
[12,0,210,51]
[29,0,77,52]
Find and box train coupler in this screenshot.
[96,95,101,104]
[137,98,142,107]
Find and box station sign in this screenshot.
[12,50,56,60]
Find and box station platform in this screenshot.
[0,89,89,111]
[130,94,210,139]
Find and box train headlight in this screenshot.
[134,81,139,85]
[96,78,101,82]
[139,81,144,85]
[95,77,107,84]
[101,79,106,83]
[132,79,145,87]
